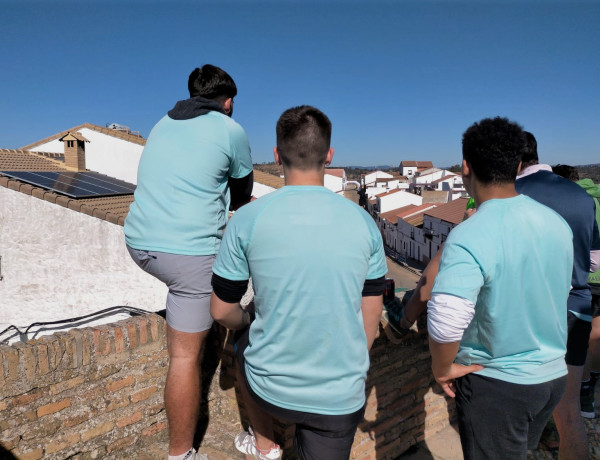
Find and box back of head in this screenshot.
[276,105,332,171]
[188,64,237,101]
[520,131,539,168]
[462,116,526,185]
[552,164,580,182]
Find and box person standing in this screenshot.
[516,132,600,459]
[428,117,573,460]
[124,64,254,460]
[210,105,387,460]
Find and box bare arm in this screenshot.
[402,243,444,327]
[429,338,483,397]
[209,293,251,330]
[362,295,383,351]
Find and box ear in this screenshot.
[461,158,471,178]
[324,148,335,166]
[222,98,233,115]
[273,147,282,165]
[516,161,523,175]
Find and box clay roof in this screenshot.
[22,122,146,150]
[0,149,66,171]
[325,168,345,178]
[253,170,284,189]
[430,174,457,185]
[59,132,90,143]
[375,188,403,198]
[424,197,468,225]
[401,161,433,169]
[1,153,286,227]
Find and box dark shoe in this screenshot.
[580,385,596,419]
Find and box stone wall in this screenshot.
[0,312,454,459]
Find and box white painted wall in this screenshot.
[324,174,344,193]
[0,187,167,341]
[364,171,393,186]
[28,128,144,185]
[252,182,276,199]
[378,191,423,213]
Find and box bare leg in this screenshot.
[165,325,210,456]
[554,364,589,460]
[235,364,277,451]
[583,316,600,380]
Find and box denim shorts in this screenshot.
[127,245,215,333]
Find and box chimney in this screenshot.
[59,132,89,171]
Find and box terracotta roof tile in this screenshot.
[253,169,284,189]
[424,197,468,225]
[21,122,146,150]
[325,168,344,178]
[0,149,66,171]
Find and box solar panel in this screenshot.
[0,171,136,198]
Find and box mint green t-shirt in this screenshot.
[213,186,388,415]
[124,111,252,255]
[432,195,573,384]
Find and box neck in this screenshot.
[283,166,325,186]
[471,181,518,206]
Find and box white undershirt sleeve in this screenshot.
[427,293,476,343]
[591,250,600,273]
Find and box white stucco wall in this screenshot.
[378,191,423,213]
[365,171,393,186]
[252,182,276,198]
[0,187,167,340]
[28,128,144,185]
[324,174,344,193]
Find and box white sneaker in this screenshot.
[234,427,281,460]
[178,448,208,460]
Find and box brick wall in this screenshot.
[0,313,454,459]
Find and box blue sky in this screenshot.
[2,0,598,167]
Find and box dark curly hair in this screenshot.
[462,117,526,185]
[276,105,332,171]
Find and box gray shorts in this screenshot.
[127,246,215,333]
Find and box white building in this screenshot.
[399,161,434,178]
[375,189,423,214]
[23,123,146,185]
[324,168,346,193]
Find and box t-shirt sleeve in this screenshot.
[432,239,484,305]
[367,223,388,280]
[592,217,600,251]
[212,214,250,281]
[228,122,253,179]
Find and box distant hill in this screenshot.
[576,164,600,182]
[254,163,600,184]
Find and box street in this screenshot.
[385,256,421,291]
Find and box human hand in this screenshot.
[434,363,484,398]
[463,208,476,220]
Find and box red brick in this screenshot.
[126,321,139,348]
[142,421,167,437]
[107,435,137,453]
[106,375,135,393]
[80,421,114,442]
[117,410,142,428]
[64,412,91,428]
[138,317,149,345]
[45,433,80,454]
[114,327,125,353]
[131,385,157,404]
[13,388,46,407]
[37,398,71,417]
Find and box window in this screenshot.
[67,140,74,148]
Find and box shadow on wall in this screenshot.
[0,445,18,460]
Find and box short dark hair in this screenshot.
[520,131,539,168]
[188,64,237,101]
[552,164,580,182]
[462,117,526,185]
[275,105,332,171]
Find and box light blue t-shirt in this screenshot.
[432,195,573,384]
[213,186,388,415]
[124,111,253,255]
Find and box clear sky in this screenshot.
[2,0,598,167]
